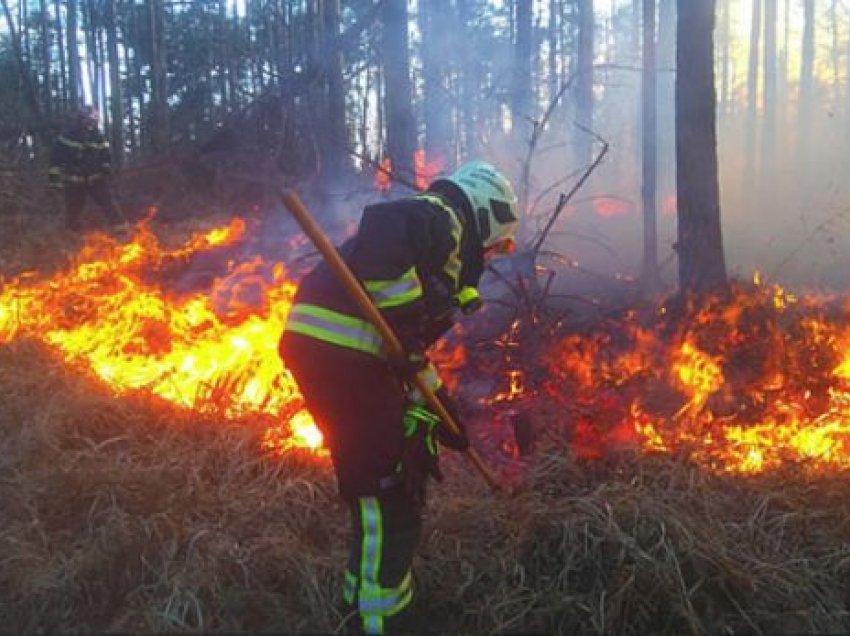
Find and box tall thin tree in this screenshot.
[67,0,82,106]
[744,0,762,195]
[675,0,726,294]
[380,0,415,178]
[512,0,533,139]
[420,0,453,165]
[641,0,660,291]
[148,0,169,151]
[105,0,123,167]
[762,0,777,168]
[575,0,594,168]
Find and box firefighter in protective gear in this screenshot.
[279,160,519,633]
[48,105,125,231]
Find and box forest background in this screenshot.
[1,0,849,289]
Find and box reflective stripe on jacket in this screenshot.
[285,193,474,358]
[49,125,113,184]
[285,303,385,357]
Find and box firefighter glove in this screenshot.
[433,387,470,452]
[400,404,443,505]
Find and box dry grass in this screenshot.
[2,340,850,634]
[3,217,850,634]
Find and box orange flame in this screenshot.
[373,151,446,193]
[0,219,324,453]
[414,150,445,191]
[546,281,850,474]
[375,157,392,192]
[593,197,631,218]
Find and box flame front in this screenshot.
[0,218,323,453]
[547,280,850,474]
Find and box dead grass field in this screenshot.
[3,216,850,634]
[3,338,850,634]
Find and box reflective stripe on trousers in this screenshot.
[347,497,416,634]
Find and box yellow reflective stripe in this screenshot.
[360,497,383,633]
[343,570,357,605]
[285,304,384,356]
[58,135,109,150]
[48,167,62,175]
[359,572,413,615]
[58,135,85,149]
[416,194,462,287]
[364,267,423,309]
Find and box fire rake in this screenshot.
[280,189,502,492]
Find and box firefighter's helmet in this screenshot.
[442,161,519,249]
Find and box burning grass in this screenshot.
[5,218,850,632]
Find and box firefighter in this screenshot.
[279,161,519,633]
[48,105,125,231]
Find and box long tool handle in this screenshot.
[281,189,501,492]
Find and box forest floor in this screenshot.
[3,214,850,634]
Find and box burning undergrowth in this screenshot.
[5,217,850,632]
[6,215,850,475]
[446,271,850,481]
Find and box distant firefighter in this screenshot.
[48,105,125,231]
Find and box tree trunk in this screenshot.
[641,0,660,291]
[83,0,98,112]
[67,0,82,106]
[675,0,726,294]
[762,0,777,168]
[105,0,124,167]
[54,0,67,104]
[744,0,761,194]
[548,0,558,108]
[39,0,52,115]
[0,0,43,122]
[318,0,349,177]
[512,0,533,139]
[380,0,415,178]
[457,0,477,155]
[846,3,850,122]
[830,0,839,103]
[420,0,453,164]
[799,0,815,164]
[718,0,730,116]
[575,0,594,168]
[657,0,675,220]
[148,0,169,152]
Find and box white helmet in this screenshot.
[444,161,519,248]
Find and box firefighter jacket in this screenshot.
[49,124,113,186]
[285,193,485,390]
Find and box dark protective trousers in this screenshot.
[280,332,423,633]
[63,180,124,230]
